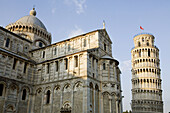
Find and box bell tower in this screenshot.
[131,33,163,113]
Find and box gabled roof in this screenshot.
[98,29,112,43]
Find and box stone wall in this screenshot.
[0,52,35,84]
[0,27,32,57]
[0,27,123,113]
[0,79,33,113]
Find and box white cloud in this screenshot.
[51,0,57,14]
[120,60,132,72]
[64,0,86,14]
[68,25,84,38]
[51,8,56,14]
[73,0,86,14]
[64,0,72,5]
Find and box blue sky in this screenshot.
[0,0,170,112]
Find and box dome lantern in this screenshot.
[29,8,36,16]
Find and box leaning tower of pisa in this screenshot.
[131,33,163,113]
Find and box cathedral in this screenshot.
[0,8,123,113]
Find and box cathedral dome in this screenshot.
[15,8,46,30]
[5,8,51,48]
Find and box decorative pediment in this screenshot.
[98,29,112,43]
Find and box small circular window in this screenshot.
[24,45,29,52]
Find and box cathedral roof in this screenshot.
[15,8,46,30]
[101,55,114,60]
[101,55,119,65]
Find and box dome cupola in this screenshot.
[13,8,47,30]
[5,8,51,49]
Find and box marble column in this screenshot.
[3,85,9,113]
[50,85,54,113]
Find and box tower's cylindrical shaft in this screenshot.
[131,33,163,113]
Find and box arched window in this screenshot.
[5,38,10,48]
[103,63,106,70]
[92,57,94,69]
[64,59,68,70]
[144,79,146,82]
[139,51,141,57]
[138,42,141,47]
[0,84,4,96]
[23,62,28,73]
[54,47,57,55]
[148,49,150,57]
[46,90,50,104]
[74,56,78,67]
[142,38,144,42]
[47,63,50,74]
[39,42,43,47]
[13,58,17,70]
[42,51,45,58]
[147,42,149,46]
[83,39,86,47]
[22,89,27,100]
[55,61,59,72]
[68,44,70,51]
[104,43,106,51]
[156,51,158,57]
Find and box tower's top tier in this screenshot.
[133,33,155,48]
